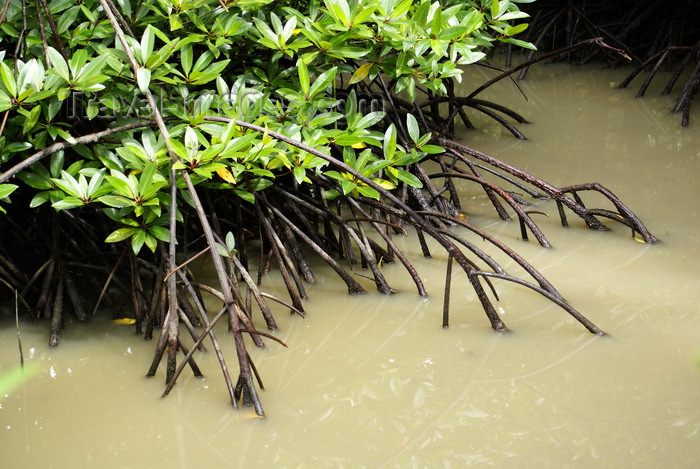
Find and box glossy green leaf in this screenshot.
[52,196,85,210]
[130,229,146,254]
[47,47,70,82]
[505,23,529,36]
[98,195,132,208]
[383,124,397,161]
[140,26,156,65]
[0,183,18,199]
[308,67,337,100]
[406,113,419,143]
[395,169,422,187]
[0,62,17,97]
[106,227,136,243]
[136,67,151,94]
[297,58,310,96]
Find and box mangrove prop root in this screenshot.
[0,103,654,417]
[438,138,657,244]
[49,274,65,347]
[178,271,237,402]
[443,254,453,328]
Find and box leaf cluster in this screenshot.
[0,0,534,253]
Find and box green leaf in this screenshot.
[52,171,83,198]
[355,185,380,199]
[52,196,83,210]
[383,124,397,161]
[353,112,385,131]
[215,242,230,258]
[328,0,351,25]
[293,165,308,184]
[47,47,70,82]
[389,0,413,20]
[147,225,170,243]
[499,11,530,21]
[141,25,156,65]
[340,178,357,195]
[138,162,158,195]
[181,44,193,76]
[505,23,529,36]
[420,144,444,154]
[169,13,183,31]
[184,126,199,158]
[0,62,17,97]
[499,37,537,50]
[0,183,18,199]
[29,191,51,208]
[97,195,132,208]
[225,231,236,251]
[74,54,109,85]
[68,49,88,79]
[308,67,337,99]
[136,67,151,94]
[130,229,146,254]
[190,59,230,85]
[297,58,310,96]
[106,227,136,243]
[491,0,501,18]
[234,189,255,204]
[431,6,442,35]
[395,169,423,187]
[50,152,64,177]
[143,232,158,252]
[57,6,79,34]
[106,173,137,199]
[22,105,41,134]
[79,3,96,22]
[406,113,419,143]
[3,141,31,153]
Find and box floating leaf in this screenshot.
[113,318,136,325]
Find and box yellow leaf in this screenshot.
[349,63,373,85]
[112,318,136,325]
[216,167,237,184]
[372,178,396,190]
[351,142,367,149]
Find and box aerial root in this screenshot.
[437,138,656,244]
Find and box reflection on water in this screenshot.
[1,63,699,468]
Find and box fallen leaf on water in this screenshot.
[112,318,136,325]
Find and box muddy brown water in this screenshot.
[1,63,699,468]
